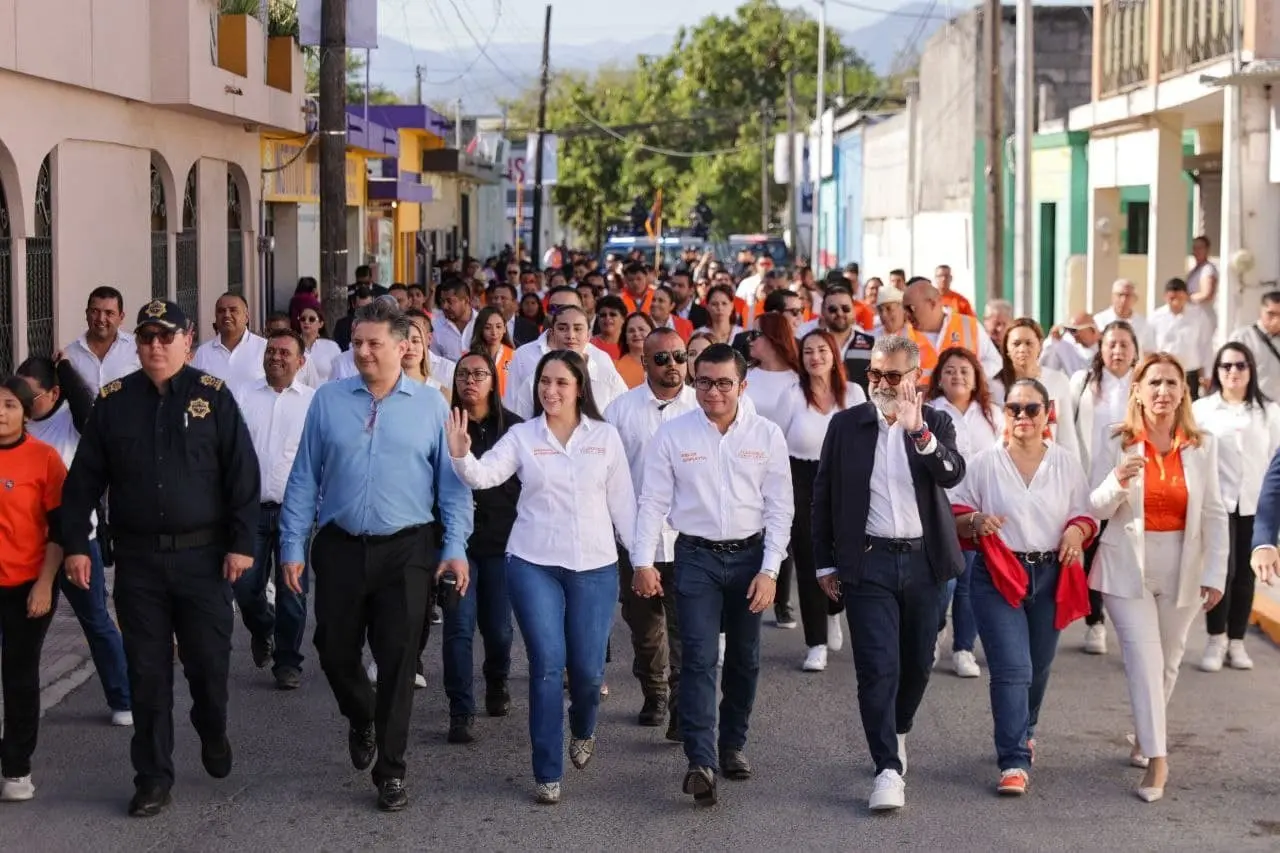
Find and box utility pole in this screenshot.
[760,98,771,233]
[530,4,553,266]
[415,65,423,105]
[810,0,826,271]
[984,0,1004,302]
[1013,0,1034,317]
[786,71,798,251]
[319,0,348,323]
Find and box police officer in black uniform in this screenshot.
[61,299,260,818]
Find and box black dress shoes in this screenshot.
[128,784,171,818]
[377,778,408,812]
[721,748,752,780]
[447,715,476,744]
[485,680,511,717]
[638,695,668,727]
[349,723,376,770]
[201,736,233,779]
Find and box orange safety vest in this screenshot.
[621,289,654,316]
[907,311,981,383]
[940,290,975,317]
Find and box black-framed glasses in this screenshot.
[651,351,688,366]
[782,307,803,318]
[137,328,177,345]
[866,369,911,386]
[1004,402,1044,419]
[694,377,738,392]
[1218,360,1249,373]
[827,304,853,314]
[456,369,492,383]
[745,330,763,342]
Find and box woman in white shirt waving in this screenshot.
[1192,342,1280,672]
[952,378,1096,796]
[779,330,865,672]
[446,350,636,807]
[926,347,1004,679]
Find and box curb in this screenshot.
[1250,594,1280,646]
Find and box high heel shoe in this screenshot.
[1130,752,1150,769]
[1135,785,1164,803]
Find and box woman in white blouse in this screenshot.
[952,377,1096,796]
[990,319,1080,460]
[296,306,342,384]
[1067,319,1141,655]
[1192,342,1280,672]
[778,330,866,672]
[1089,352,1228,802]
[694,284,743,345]
[926,347,1003,678]
[446,350,636,807]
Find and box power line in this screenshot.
[423,0,503,85]
[563,101,750,158]
[442,0,538,90]
[827,0,949,19]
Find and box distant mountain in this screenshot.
[367,3,950,113]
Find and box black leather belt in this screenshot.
[678,532,764,554]
[327,522,427,545]
[866,536,924,553]
[1013,550,1056,564]
[114,528,222,552]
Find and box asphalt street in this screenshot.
[10,610,1280,853]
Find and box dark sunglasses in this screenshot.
[866,369,911,386]
[1218,360,1249,373]
[782,307,803,318]
[745,330,763,342]
[137,328,177,345]
[827,304,853,314]
[651,350,688,367]
[1004,402,1044,419]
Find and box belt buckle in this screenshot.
[889,539,910,553]
[712,541,733,554]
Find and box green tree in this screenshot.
[305,51,401,105]
[505,0,880,239]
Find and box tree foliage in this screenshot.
[504,0,881,240]
[305,51,401,105]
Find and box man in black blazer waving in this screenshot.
[812,334,965,812]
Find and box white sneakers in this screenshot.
[0,776,35,802]
[952,650,981,678]
[110,710,134,727]
[802,645,828,672]
[1228,639,1254,670]
[1200,634,1228,671]
[897,733,908,776]
[827,615,844,652]
[869,769,905,811]
[1083,624,1107,655]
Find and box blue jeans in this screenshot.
[673,537,765,771]
[59,540,130,711]
[970,553,1062,771]
[232,505,309,672]
[442,554,515,717]
[938,550,979,653]
[505,556,618,784]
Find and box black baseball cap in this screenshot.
[135,299,188,333]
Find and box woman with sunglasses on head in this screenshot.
[992,319,1080,460]
[591,295,628,360]
[696,284,744,346]
[1067,320,1141,655]
[446,350,636,806]
[951,378,1096,796]
[778,330,866,671]
[0,375,67,802]
[467,306,516,399]
[296,306,342,384]
[437,351,521,744]
[1192,342,1280,672]
[1089,353,1228,802]
[927,347,1004,679]
[616,312,657,389]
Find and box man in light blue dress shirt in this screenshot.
[280,299,473,813]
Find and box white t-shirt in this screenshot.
[743,367,800,426]
[776,383,866,460]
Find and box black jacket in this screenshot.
[467,407,523,557]
[511,316,542,348]
[812,403,965,585]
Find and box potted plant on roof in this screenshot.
[217,0,263,78]
[266,0,301,92]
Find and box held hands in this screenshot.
[64,554,92,590]
[1114,455,1146,485]
[1251,546,1279,586]
[1058,524,1085,565]
[27,579,54,618]
[436,558,470,596]
[746,573,777,613]
[818,574,842,602]
[1201,586,1224,612]
[223,553,253,583]
[446,409,472,459]
[632,566,664,598]
[897,381,925,435]
[282,562,305,595]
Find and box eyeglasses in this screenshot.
[456,369,492,383]
[745,330,763,342]
[1004,402,1044,419]
[782,307,803,318]
[866,369,912,386]
[827,305,853,314]
[694,377,738,392]
[1218,361,1249,373]
[651,351,688,366]
[137,328,177,345]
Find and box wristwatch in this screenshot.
[759,568,779,581]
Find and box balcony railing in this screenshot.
[1097,0,1242,98]
[1158,0,1237,77]
[1099,0,1151,96]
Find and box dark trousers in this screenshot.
[442,553,515,717]
[232,504,309,672]
[312,524,433,783]
[1208,512,1256,639]
[843,544,943,775]
[1084,519,1108,626]
[1186,369,1201,400]
[791,458,843,647]
[0,581,57,779]
[673,537,764,771]
[59,539,130,711]
[113,544,232,790]
[775,552,796,620]
[617,547,682,712]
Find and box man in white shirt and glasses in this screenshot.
[633,344,793,807]
[812,335,966,812]
[605,328,699,742]
[61,285,141,394]
[232,329,315,691]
